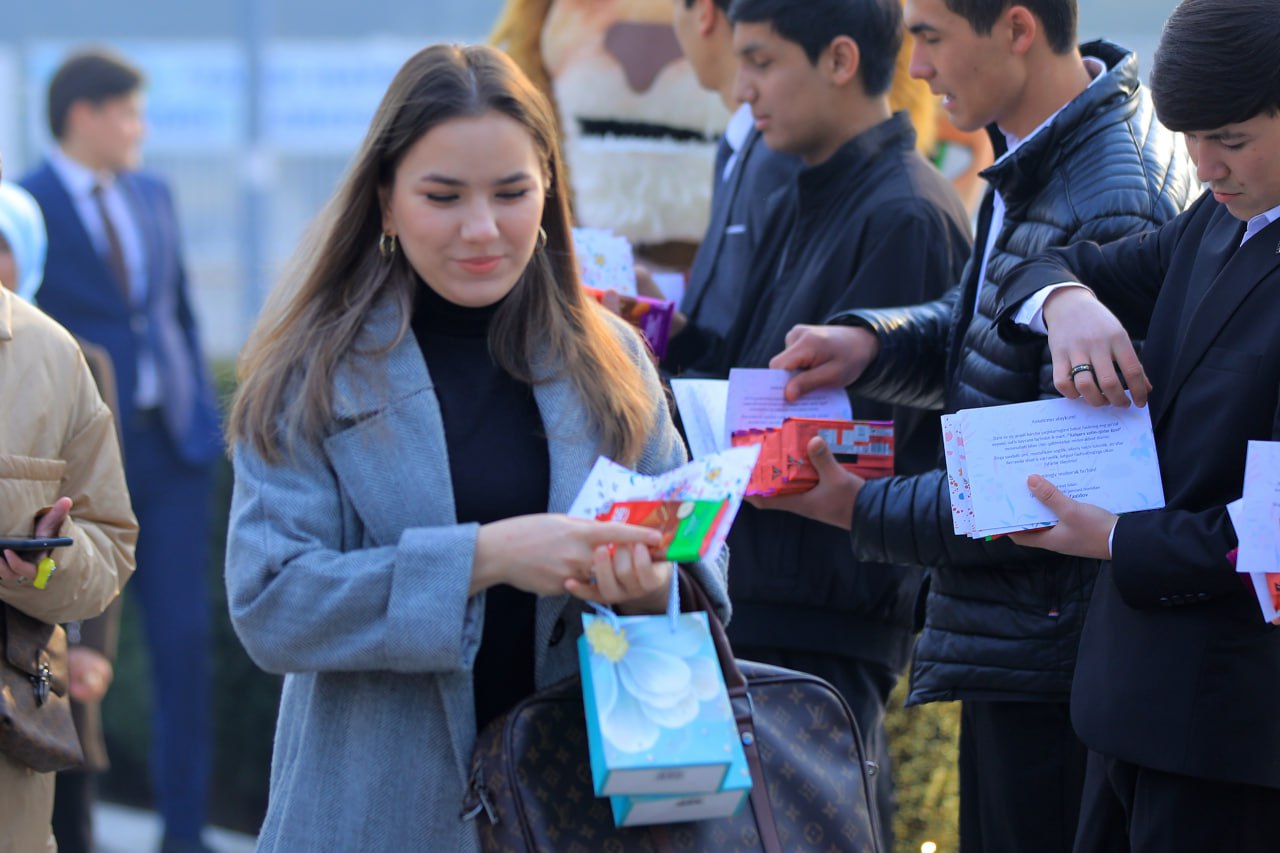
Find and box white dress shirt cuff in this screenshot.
[1106,517,1119,559]
[1012,283,1093,335]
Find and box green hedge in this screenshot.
[888,679,960,852]
[100,361,962,848]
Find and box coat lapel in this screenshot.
[684,131,756,319]
[326,313,595,738]
[1154,214,1280,430]
[324,301,455,542]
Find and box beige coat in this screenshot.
[0,289,137,853]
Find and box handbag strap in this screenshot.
[676,571,745,689]
[676,572,783,853]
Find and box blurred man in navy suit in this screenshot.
[24,49,221,853]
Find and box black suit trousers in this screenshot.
[959,700,1088,853]
[1074,750,1280,853]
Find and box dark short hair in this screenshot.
[728,0,902,96]
[1150,0,1280,131]
[47,49,144,140]
[684,0,732,11]
[943,0,1077,54]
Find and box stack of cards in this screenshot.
[670,369,884,497]
[942,396,1165,538]
[1228,442,1280,623]
[731,418,894,496]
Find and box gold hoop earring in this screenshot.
[378,233,398,259]
[535,227,548,252]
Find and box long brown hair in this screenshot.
[229,43,653,465]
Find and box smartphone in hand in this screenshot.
[0,536,74,552]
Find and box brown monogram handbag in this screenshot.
[0,603,84,772]
[463,579,882,853]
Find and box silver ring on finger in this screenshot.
[1070,363,1096,379]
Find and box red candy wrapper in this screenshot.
[731,418,894,496]
[596,499,728,562]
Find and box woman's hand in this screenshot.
[471,513,662,597]
[566,542,673,614]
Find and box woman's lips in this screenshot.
[457,256,502,274]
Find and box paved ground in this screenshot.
[94,802,256,853]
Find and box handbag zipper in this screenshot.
[460,767,498,825]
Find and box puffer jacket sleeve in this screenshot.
[1,334,137,624]
[828,285,962,410]
[995,193,1203,347]
[851,466,1033,570]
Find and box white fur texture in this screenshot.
[544,5,730,245]
[565,135,718,244]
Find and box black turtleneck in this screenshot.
[410,281,549,732]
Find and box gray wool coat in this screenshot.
[225,301,730,852]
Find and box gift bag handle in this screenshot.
[676,570,746,691]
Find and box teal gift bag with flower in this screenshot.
[578,571,752,825]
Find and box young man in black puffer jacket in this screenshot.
[762,1,1198,850]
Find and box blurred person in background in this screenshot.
[21,48,223,853]
[0,180,126,853]
[0,157,137,853]
[661,0,801,375]
[0,183,46,303]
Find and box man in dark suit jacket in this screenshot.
[994,1,1280,847]
[662,0,800,375]
[23,49,222,853]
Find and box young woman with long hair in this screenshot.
[224,43,728,850]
